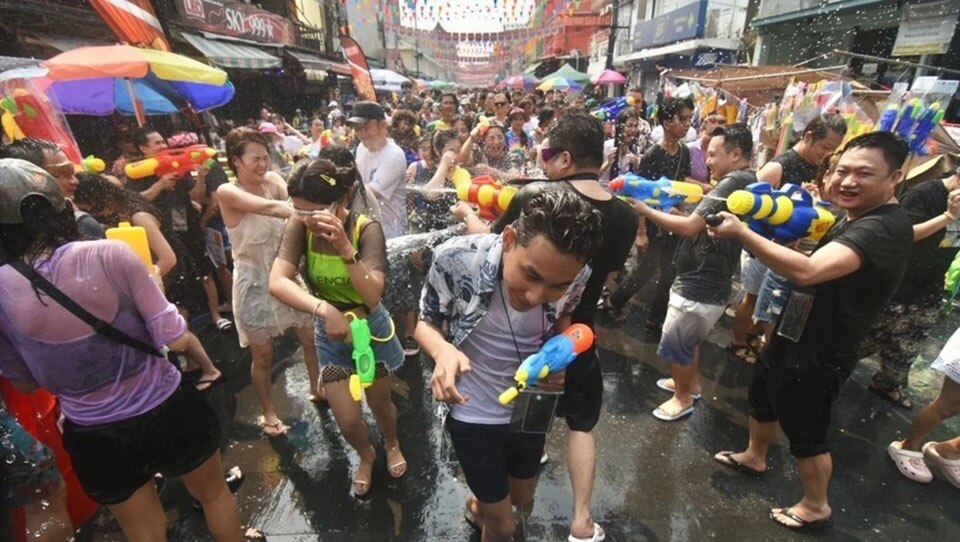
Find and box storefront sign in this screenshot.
[892,0,959,56]
[176,0,295,45]
[691,49,734,68]
[633,0,708,52]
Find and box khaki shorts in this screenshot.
[657,291,725,365]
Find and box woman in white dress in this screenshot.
[217,127,323,437]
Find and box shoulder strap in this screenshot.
[8,261,163,357]
[352,214,371,248]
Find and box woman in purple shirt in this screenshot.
[0,159,244,541]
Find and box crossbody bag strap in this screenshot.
[9,261,163,357]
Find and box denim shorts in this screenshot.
[754,270,794,323]
[740,251,767,295]
[313,303,405,371]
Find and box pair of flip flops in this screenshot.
[769,508,833,531]
[653,378,698,421]
[216,317,234,331]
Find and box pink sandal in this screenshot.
[887,441,932,483]
[922,441,960,488]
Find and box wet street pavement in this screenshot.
[80,298,960,541]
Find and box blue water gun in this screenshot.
[498,324,595,405]
[591,96,635,121]
[908,102,945,155]
[609,174,703,211]
[878,104,899,132]
[895,99,922,142]
[725,182,835,242]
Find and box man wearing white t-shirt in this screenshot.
[349,101,408,238]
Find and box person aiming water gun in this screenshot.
[124,144,216,180]
[452,173,518,219]
[498,324,595,405]
[721,182,835,242]
[608,174,703,211]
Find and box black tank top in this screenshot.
[771,148,819,186]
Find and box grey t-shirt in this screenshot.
[672,169,757,305]
[452,280,550,425]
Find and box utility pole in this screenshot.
[604,0,630,69]
[414,0,421,77]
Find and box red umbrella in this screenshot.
[591,69,627,86]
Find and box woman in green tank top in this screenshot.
[270,156,407,497]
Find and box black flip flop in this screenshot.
[196,374,227,392]
[713,451,766,478]
[464,508,481,532]
[769,508,833,531]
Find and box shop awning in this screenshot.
[324,61,352,76]
[21,33,112,52]
[182,32,281,69]
[615,38,738,64]
[751,0,885,28]
[286,49,326,70]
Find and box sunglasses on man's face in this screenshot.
[540,147,567,162]
[494,101,509,107]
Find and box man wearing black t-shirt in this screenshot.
[457,113,638,542]
[708,132,913,532]
[630,124,756,421]
[860,169,960,408]
[606,97,695,330]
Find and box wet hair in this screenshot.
[609,108,641,179]
[287,158,356,205]
[659,97,694,123]
[804,113,848,141]
[74,172,163,224]
[538,107,555,125]
[712,123,753,159]
[456,114,475,132]
[513,186,604,262]
[841,131,908,174]
[545,112,604,170]
[439,92,458,105]
[432,129,459,158]
[224,127,270,176]
[0,196,78,270]
[0,138,59,166]
[130,126,160,149]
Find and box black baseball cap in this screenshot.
[347,101,385,124]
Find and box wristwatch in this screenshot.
[343,250,360,265]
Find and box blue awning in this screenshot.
[751,0,886,28]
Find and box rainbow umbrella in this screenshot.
[42,45,233,125]
[502,74,537,89]
[537,76,582,92]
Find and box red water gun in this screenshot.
[1,91,82,163]
[124,144,217,179]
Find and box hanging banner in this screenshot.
[175,0,295,45]
[340,35,377,101]
[892,0,960,57]
[90,0,170,50]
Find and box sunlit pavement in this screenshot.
[79,300,960,541]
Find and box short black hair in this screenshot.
[714,123,753,158]
[538,106,555,124]
[805,113,848,141]
[659,97,694,122]
[841,131,908,174]
[545,112,604,169]
[130,126,160,149]
[439,92,457,104]
[0,138,59,166]
[513,185,604,262]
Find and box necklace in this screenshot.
[496,270,546,364]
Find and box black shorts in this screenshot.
[62,382,221,505]
[748,355,842,459]
[447,417,545,504]
[556,349,603,432]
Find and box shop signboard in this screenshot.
[892,0,959,56]
[176,0,295,45]
[633,0,708,52]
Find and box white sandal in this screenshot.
[568,522,606,542]
[887,441,932,483]
[923,441,960,488]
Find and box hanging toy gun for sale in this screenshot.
[608,174,703,211]
[498,324,595,405]
[724,182,835,242]
[876,99,945,156]
[345,312,397,401]
[453,173,518,220]
[124,145,216,180]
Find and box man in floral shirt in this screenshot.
[416,188,603,542]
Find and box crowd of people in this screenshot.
[1,81,959,542]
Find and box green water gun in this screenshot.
[943,250,960,311]
[347,314,376,401]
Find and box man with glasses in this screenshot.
[349,101,408,239]
[0,138,103,240]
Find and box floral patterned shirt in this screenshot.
[419,233,590,346]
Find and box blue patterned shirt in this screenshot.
[419,233,590,346]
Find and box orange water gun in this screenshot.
[453,172,518,220]
[125,145,216,179]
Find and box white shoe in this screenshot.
[568,522,606,542]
